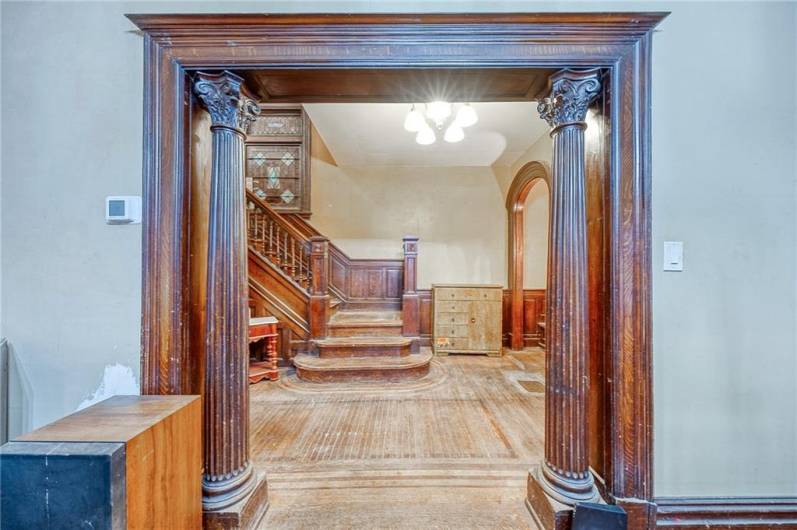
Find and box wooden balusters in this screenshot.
[245,189,313,291]
[308,236,329,340]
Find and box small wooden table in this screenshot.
[249,316,279,383]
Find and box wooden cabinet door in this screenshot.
[467,300,502,351]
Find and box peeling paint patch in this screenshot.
[77,364,139,411]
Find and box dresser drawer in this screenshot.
[433,324,470,338]
[435,287,502,302]
[434,337,470,350]
[436,312,470,325]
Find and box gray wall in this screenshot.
[1,1,795,498]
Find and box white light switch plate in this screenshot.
[663,241,683,271]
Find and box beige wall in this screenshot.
[2,1,795,499]
[310,129,508,288]
[522,182,549,289]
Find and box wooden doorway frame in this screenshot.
[128,12,666,528]
[507,161,551,351]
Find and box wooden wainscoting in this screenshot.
[330,254,404,310]
[285,213,405,310]
[418,289,545,349]
[510,289,545,348]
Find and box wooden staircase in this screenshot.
[246,191,430,382]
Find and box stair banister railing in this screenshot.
[246,189,312,291]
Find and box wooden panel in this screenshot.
[126,399,201,530]
[248,250,309,325]
[469,301,502,351]
[500,289,545,348]
[386,268,403,298]
[330,254,348,295]
[347,261,404,306]
[243,68,556,103]
[418,290,433,343]
[19,396,202,530]
[349,269,369,299]
[367,269,384,297]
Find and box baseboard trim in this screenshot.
[655,496,797,528]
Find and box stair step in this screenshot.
[314,336,412,358]
[293,350,433,383]
[328,310,402,325]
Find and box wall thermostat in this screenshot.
[105,196,142,224]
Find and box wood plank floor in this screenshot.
[250,348,545,529]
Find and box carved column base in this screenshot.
[526,465,601,530]
[204,470,269,530]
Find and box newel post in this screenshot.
[193,71,269,527]
[309,236,329,339]
[401,236,420,345]
[526,69,603,529]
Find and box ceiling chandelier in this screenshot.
[403,101,478,145]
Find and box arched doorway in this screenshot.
[506,160,550,351]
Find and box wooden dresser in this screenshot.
[432,284,503,357]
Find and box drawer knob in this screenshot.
[471,318,476,324]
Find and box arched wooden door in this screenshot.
[506,160,550,351]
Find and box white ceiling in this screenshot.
[304,102,548,168]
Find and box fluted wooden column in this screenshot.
[527,69,602,529]
[401,236,420,344]
[309,236,329,340]
[194,71,263,516]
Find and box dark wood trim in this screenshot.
[506,161,550,351]
[129,12,666,528]
[127,12,669,30]
[655,497,797,529]
[586,79,612,488]
[502,289,546,348]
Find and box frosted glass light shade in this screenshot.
[416,127,436,145]
[403,106,426,132]
[426,101,452,124]
[444,125,464,143]
[454,104,478,128]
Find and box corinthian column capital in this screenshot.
[194,71,261,132]
[537,69,601,129]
